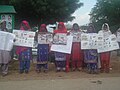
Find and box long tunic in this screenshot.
[71,42,83,61]
[84,50,98,63]
[19,47,32,61]
[37,44,49,64]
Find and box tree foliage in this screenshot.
[90,0,120,32]
[0,0,83,27]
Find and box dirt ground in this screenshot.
[0,51,120,81]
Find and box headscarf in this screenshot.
[20,20,31,30]
[102,23,110,31]
[39,24,48,32]
[16,20,31,55]
[71,23,81,32]
[87,24,96,33]
[54,22,67,33]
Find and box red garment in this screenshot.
[54,22,67,34]
[16,20,31,55]
[71,42,83,68]
[100,52,110,72]
[39,24,48,32]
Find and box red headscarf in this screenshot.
[16,20,31,55]
[54,22,67,33]
[20,20,31,30]
[39,24,48,32]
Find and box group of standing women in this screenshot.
[0,20,117,76]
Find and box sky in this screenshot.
[68,0,97,26]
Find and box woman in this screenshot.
[84,24,98,74]
[98,23,112,73]
[36,24,49,73]
[70,23,83,71]
[16,20,32,74]
[54,22,67,72]
[0,21,12,76]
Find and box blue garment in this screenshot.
[54,52,66,70]
[19,48,32,71]
[37,44,49,70]
[84,50,98,72]
[37,44,49,64]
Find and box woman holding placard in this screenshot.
[54,22,67,72]
[16,20,32,74]
[36,24,49,73]
[70,23,84,71]
[98,23,112,73]
[84,24,98,74]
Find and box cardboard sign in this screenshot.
[117,32,120,42]
[38,32,53,44]
[70,32,81,42]
[97,34,119,53]
[13,30,35,47]
[51,36,73,54]
[53,33,67,45]
[0,31,15,51]
[81,33,98,49]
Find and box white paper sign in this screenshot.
[81,33,98,49]
[97,34,119,53]
[53,33,67,45]
[70,32,81,42]
[117,32,120,42]
[13,30,35,47]
[0,31,15,51]
[38,33,53,44]
[51,36,73,54]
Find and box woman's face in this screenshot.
[73,24,79,31]
[58,24,63,30]
[88,26,93,33]
[40,27,46,32]
[22,23,29,30]
[103,25,108,31]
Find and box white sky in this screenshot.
[68,0,97,26]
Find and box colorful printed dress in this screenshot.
[16,20,32,73]
[84,24,98,74]
[54,22,67,71]
[84,50,98,73]
[36,24,49,72]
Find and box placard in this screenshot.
[117,32,120,42]
[51,36,73,54]
[38,32,53,44]
[70,32,81,42]
[0,31,15,51]
[97,34,119,53]
[81,33,98,49]
[53,33,67,45]
[13,30,35,47]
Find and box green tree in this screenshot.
[7,0,83,27]
[90,0,120,32]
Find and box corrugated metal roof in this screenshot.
[0,5,16,13]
